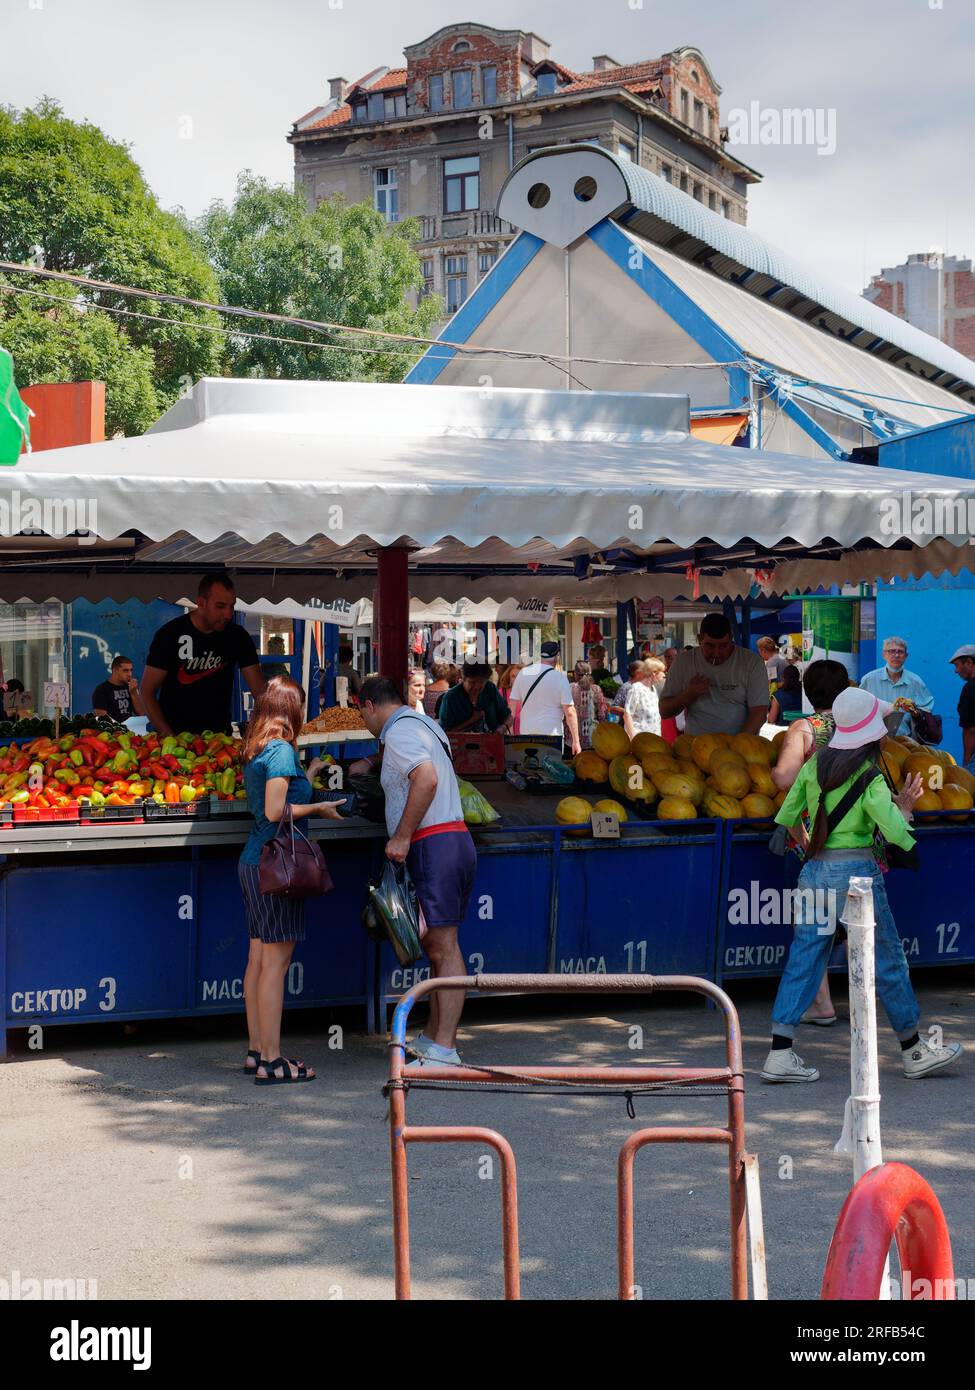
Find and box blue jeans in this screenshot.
[771,856,920,1041]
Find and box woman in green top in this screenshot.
[763,686,963,1084]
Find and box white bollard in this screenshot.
[834,874,890,1298]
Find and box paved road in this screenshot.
[1,971,971,1300]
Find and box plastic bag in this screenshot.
[364,860,422,966]
[457,777,501,826]
[538,753,575,785]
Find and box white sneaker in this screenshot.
[902,1037,963,1080]
[408,1033,435,1058]
[761,1047,820,1083]
[405,1042,462,1071]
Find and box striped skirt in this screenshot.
[238,860,306,943]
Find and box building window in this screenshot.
[445,256,468,311]
[421,259,434,298]
[443,155,479,212]
[430,75,444,111]
[481,66,497,105]
[693,182,702,202]
[694,98,707,134]
[452,69,473,109]
[374,167,398,222]
[453,39,472,52]
[680,172,689,193]
[536,71,557,96]
[384,93,406,119]
[661,163,672,183]
[352,101,367,122]
[617,142,633,161]
[367,92,384,121]
[478,250,497,274]
[680,89,689,124]
[709,190,717,210]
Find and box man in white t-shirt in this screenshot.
[509,641,581,754]
[659,614,769,736]
[360,676,477,1069]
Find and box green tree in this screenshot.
[0,99,222,434]
[196,174,442,380]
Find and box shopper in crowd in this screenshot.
[949,645,975,773]
[496,663,522,700]
[423,661,451,717]
[437,661,512,734]
[586,644,617,689]
[659,614,769,736]
[239,676,346,1084]
[407,667,426,713]
[771,659,850,1026]
[92,655,146,723]
[860,637,934,736]
[570,661,609,750]
[142,572,266,735]
[610,661,642,718]
[336,643,362,702]
[768,664,803,725]
[360,675,477,1069]
[763,686,963,1083]
[623,658,665,739]
[757,636,789,685]
[509,641,581,754]
[1,678,32,718]
[659,648,680,742]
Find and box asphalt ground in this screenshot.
[0,969,971,1302]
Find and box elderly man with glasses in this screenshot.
[859,637,934,736]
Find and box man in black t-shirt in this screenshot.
[92,655,145,723]
[141,573,266,734]
[950,643,975,773]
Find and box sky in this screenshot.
[2,0,972,294]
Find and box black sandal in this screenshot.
[244,1049,261,1074]
[254,1056,315,1085]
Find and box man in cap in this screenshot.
[949,645,975,772]
[509,641,581,754]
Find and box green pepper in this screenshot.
[54,768,81,786]
[8,789,30,804]
[180,784,197,803]
[161,736,179,758]
[69,749,85,766]
[58,736,75,751]
[89,789,106,807]
[117,733,132,751]
[109,750,137,773]
[217,768,236,797]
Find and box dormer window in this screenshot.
[452,69,473,108]
[536,71,557,96]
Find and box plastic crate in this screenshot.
[208,799,251,818]
[0,805,14,828]
[13,801,81,824]
[82,802,146,824]
[143,799,210,821]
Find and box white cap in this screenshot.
[949,645,975,663]
[829,687,895,751]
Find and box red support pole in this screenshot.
[377,546,409,695]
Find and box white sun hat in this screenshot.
[829,687,895,750]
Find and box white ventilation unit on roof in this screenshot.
[497,146,629,248]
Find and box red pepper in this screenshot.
[150,761,170,781]
[192,738,206,756]
[162,754,180,771]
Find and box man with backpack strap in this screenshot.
[509,640,581,754]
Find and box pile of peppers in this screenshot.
[0,729,246,815]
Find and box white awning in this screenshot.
[2,378,974,604]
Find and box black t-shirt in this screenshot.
[92,680,135,722]
[958,678,975,730]
[146,615,259,733]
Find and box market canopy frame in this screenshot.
[1,378,974,606]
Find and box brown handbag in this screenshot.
[258,806,334,900]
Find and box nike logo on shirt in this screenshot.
[177,664,226,685]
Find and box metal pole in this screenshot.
[837,874,890,1299]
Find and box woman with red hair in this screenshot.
[239,676,345,1084]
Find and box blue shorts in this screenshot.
[407,826,477,929]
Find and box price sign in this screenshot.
[44,681,69,709]
[591,812,621,840]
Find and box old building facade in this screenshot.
[864,251,975,361]
[289,23,761,314]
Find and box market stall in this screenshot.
[2,377,975,1052]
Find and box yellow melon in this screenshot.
[709,747,747,775]
[747,763,777,797]
[731,732,771,764]
[555,797,593,835]
[945,765,975,796]
[931,748,957,768]
[592,722,630,761]
[904,755,943,792]
[773,790,788,810]
[702,789,744,818]
[691,734,724,772]
[574,750,609,784]
[653,771,704,806]
[609,755,655,801]
[630,732,671,760]
[939,785,973,821]
[881,737,909,766]
[593,798,629,823]
[656,796,698,821]
[712,762,751,799]
[915,790,943,814]
[674,759,706,784]
[641,752,677,778]
[741,793,776,820]
[673,733,696,760]
[878,750,904,789]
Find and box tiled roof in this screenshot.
[304,105,352,131]
[351,67,407,94]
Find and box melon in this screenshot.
[609,755,655,801]
[592,722,630,760]
[945,765,975,796]
[702,789,744,819]
[641,752,676,777]
[731,732,771,764]
[656,796,698,821]
[574,750,609,784]
[712,762,751,799]
[674,759,706,784]
[630,732,671,760]
[653,771,704,806]
[709,747,746,775]
[904,754,943,791]
[555,796,593,835]
[878,750,904,789]
[931,748,956,768]
[747,763,777,797]
[741,793,776,820]
[880,736,909,766]
[773,790,788,810]
[673,733,696,760]
[593,798,629,822]
[939,785,973,821]
[691,734,724,772]
[914,790,943,814]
